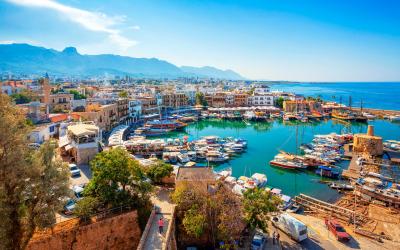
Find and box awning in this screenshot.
[58,136,70,147]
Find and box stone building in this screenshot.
[353,125,383,157]
[162,92,189,108]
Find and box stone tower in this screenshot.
[353,125,383,157]
[39,73,50,104]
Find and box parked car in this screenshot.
[69,163,81,177]
[72,185,85,199]
[63,199,76,215]
[325,218,350,241]
[251,230,266,250]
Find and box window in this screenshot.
[49,126,55,133]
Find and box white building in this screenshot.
[247,94,274,106]
[28,123,58,144]
[59,122,100,164]
[129,99,142,122]
[253,84,270,95]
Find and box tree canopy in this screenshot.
[118,90,128,98]
[195,92,208,106]
[84,147,152,207]
[144,160,173,183]
[0,94,70,250]
[275,97,285,108]
[172,182,245,247]
[69,90,86,100]
[242,187,281,232]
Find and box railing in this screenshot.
[137,206,157,250]
[164,206,177,250]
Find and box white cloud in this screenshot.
[128,25,141,31]
[6,0,138,51]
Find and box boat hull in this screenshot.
[269,160,307,170]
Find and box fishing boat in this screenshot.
[331,110,356,121]
[269,155,308,170]
[270,113,281,119]
[177,153,190,164]
[251,173,268,187]
[389,115,400,122]
[162,152,178,164]
[310,111,323,119]
[206,151,229,163]
[362,112,376,120]
[283,113,297,121]
[145,119,187,131]
[315,166,340,179]
[329,182,354,191]
[134,127,170,136]
[243,111,256,120]
[187,151,197,161]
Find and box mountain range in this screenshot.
[0,43,245,80]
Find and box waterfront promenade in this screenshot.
[141,188,175,250]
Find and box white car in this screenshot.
[69,164,81,177]
[72,185,85,199]
[251,230,267,250]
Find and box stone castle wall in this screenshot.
[27,210,141,250]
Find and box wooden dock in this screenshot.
[293,193,368,225]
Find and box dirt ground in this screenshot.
[290,212,400,250]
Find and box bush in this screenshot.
[74,197,100,222]
[145,160,173,183]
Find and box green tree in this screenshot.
[69,90,86,100]
[195,92,207,106]
[0,94,71,250]
[275,97,284,108]
[84,148,151,207]
[74,197,100,223]
[145,160,173,183]
[182,205,205,238]
[118,90,128,98]
[172,182,244,246]
[242,188,280,232]
[10,92,31,104]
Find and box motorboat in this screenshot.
[177,153,190,164]
[206,151,229,162]
[269,155,308,170]
[251,173,268,187]
[315,166,340,179]
[134,127,170,136]
[329,182,354,191]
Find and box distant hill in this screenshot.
[0,43,245,80]
[180,66,245,80]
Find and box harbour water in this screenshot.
[271,82,400,110]
[164,119,400,201]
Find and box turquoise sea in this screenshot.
[165,119,400,202]
[270,82,400,110]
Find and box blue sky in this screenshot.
[1,0,399,81]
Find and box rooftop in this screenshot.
[176,167,215,182]
[68,123,99,136]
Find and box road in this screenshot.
[270,212,392,250]
[58,164,92,222]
